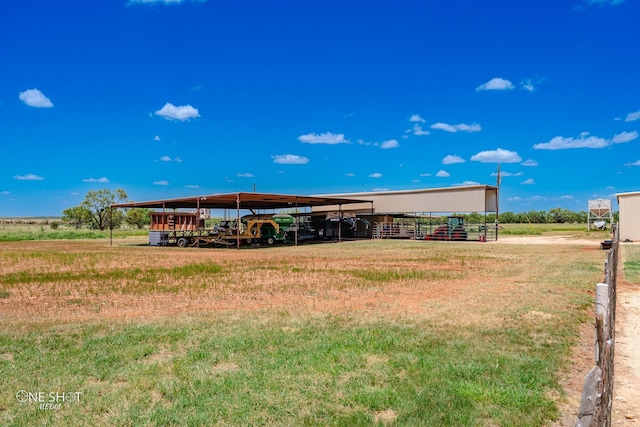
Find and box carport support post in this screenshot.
[196,198,200,248]
[236,194,240,250]
[294,198,298,246]
[109,207,113,246]
[338,204,342,242]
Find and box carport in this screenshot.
[111,192,372,248]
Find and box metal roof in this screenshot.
[316,184,498,198]
[111,192,371,211]
[616,190,640,201]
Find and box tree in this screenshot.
[62,206,91,229]
[498,211,517,224]
[79,189,129,230]
[464,212,484,224]
[548,207,572,223]
[125,208,151,229]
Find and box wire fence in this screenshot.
[575,224,618,427]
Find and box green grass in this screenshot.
[0,221,147,242]
[623,245,640,283]
[0,262,223,295]
[499,223,611,239]
[0,238,605,426]
[0,313,572,426]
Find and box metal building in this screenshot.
[616,191,640,241]
[313,185,499,241]
[313,185,498,215]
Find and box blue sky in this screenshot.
[2,0,639,216]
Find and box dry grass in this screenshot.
[0,236,608,426]
[0,237,602,329]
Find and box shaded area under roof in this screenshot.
[111,192,372,211]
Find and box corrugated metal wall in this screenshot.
[618,192,640,241]
[313,186,498,214]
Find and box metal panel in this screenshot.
[313,186,498,214]
[112,192,369,210]
[617,192,640,241]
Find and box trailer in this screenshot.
[149,212,294,247]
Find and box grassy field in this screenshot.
[0,220,147,242]
[498,222,612,238]
[0,231,614,426]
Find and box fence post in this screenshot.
[575,224,618,427]
[576,366,602,427]
[595,283,608,364]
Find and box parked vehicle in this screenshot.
[424,216,468,241]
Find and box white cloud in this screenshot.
[411,124,430,136]
[154,135,161,141]
[521,178,535,185]
[345,172,355,177]
[185,184,200,188]
[419,173,432,177]
[82,177,110,183]
[380,139,399,149]
[559,195,574,199]
[369,173,382,178]
[298,132,349,144]
[625,160,640,166]
[625,110,640,122]
[14,173,44,181]
[476,78,514,91]
[470,148,522,163]
[442,155,465,165]
[612,131,639,144]
[409,114,426,123]
[508,196,523,201]
[491,171,522,177]
[272,154,309,165]
[431,122,481,133]
[521,79,535,92]
[454,181,480,186]
[19,89,53,108]
[153,180,170,186]
[521,159,538,167]
[159,156,183,162]
[237,173,254,178]
[520,76,546,92]
[155,103,200,121]
[436,170,450,177]
[533,131,637,150]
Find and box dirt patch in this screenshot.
[494,235,605,246]
[612,278,640,425]
[373,408,398,425]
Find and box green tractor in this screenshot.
[424,216,468,241]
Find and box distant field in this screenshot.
[499,222,613,239]
[0,219,613,243]
[0,219,146,242]
[0,236,610,426]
